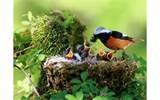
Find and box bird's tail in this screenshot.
[132,38,145,43]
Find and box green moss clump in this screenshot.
[31,11,86,55]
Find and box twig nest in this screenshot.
[43,55,137,93]
[89,59,137,92]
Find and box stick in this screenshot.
[15,66,40,97]
[14,46,34,57]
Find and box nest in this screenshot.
[39,56,137,94]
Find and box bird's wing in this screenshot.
[121,36,134,42]
[111,31,123,38]
[111,31,134,42]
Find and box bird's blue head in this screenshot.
[90,27,112,43]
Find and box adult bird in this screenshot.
[90,27,135,53]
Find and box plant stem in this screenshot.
[14,45,34,58]
[15,66,40,97]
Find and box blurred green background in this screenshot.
[14,0,146,99]
[14,0,146,58]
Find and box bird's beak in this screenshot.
[65,51,74,59]
[90,35,97,42]
[98,49,106,57]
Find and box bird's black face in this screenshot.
[90,33,111,44]
[90,34,98,42]
[91,27,112,43]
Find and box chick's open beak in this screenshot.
[98,49,106,57]
[65,51,74,59]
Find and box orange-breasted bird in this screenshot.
[90,27,135,51]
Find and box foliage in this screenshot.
[65,91,84,100]
[14,28,46,97]
[68,72,118,100]
[70,71,99,97]
[119,54,146,100]
[93,96,116,100]
[14,30,31,53]
[14,48,46,96]
[49,91,67,100]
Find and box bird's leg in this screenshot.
[83,40,90,49]
[113,50,117,54]
[121,49,129,59]
[83,40,87,48]
[83,40,86,47]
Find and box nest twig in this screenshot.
[39,56,137,94]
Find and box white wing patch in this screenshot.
[74,53,82,61]
[122,33,128,36]
[94,29,111,35]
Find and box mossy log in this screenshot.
[37,56,137,95]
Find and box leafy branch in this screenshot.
[14,65,40,97]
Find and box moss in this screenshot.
[31,10,86,55]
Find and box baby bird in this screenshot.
[64,48,82,61]
[76,41,90,60]
[96,49,113,61]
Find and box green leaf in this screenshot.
[15,62,23,68]
[38,54,46,61]
[50,91,67,100]
[75,91,83,100]
[65,94,77,100]
[86,79,96,85]
[27,11,32,21]
[88,83,99,94]
[121,94,133,100]
[21,96,28,100]
[107,91,115,96]
[93,96,110,100]
[71,79,82,84]
[72,84,81,92]
[80,71,88,82]
[81,84,90,93]
[21,21,30,26]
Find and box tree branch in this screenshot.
[15,66,40,97]
[14,46,34,58]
